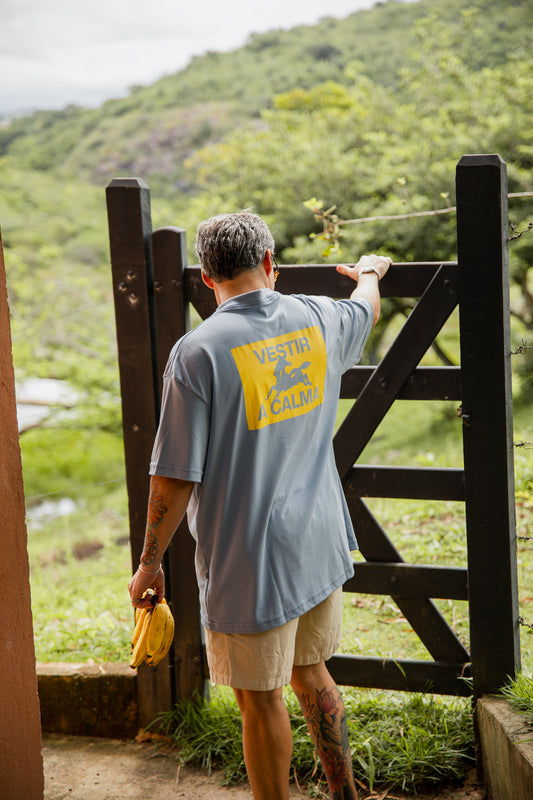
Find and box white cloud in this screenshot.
[0,0,381,114]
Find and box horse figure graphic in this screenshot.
[266,354,312,401]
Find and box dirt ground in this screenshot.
[42,733,487,800]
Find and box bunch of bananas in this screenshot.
[130,592,175,668]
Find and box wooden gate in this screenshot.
[106,155,520,724]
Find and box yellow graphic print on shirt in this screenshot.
[231,325,327,430]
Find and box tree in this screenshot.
[183,18,533,379]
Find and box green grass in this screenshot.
[500,672,533,725]
[156,685,475,796]
[28,485,133,662]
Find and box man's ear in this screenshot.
[201,271,215,289]
[263,249,273,278]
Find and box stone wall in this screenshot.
[476,696,533,800]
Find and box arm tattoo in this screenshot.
[148,480,168,527]
[141,530,160,567]
[141,480,168,567]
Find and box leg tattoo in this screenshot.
[295,685,357,800]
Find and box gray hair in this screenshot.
[195,212,275,281]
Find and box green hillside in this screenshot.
[1,0,532,505]
[1,0,532,194]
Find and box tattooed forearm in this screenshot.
[148,479,168,527]
[134,476,194,577]
[141,530,160,567]
[295,685,357,800]
[140,479,169,567]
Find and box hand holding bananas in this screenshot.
[128,563,165,609]
[130,590,175,668]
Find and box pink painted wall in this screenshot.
[0,230,44,799]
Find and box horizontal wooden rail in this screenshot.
[326,654,472,695]
[344,465,465,500]
[341,366,462,400]
[183,263,459,318]
[271,262,451,298]
[199,648,472,695]
[344,562,468,600]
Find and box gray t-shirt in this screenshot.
[150,288,373,633]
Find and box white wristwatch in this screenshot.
[358,266,380,279]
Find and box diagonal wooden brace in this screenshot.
[334,262,458,481]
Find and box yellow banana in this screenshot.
[146,600,172,656]
[130,608,152,668]
[146,600,175,667]
[147,612,174,666]
[131,607,148,652]
[130,589,157,655]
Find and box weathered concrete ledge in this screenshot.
[476,696,533,800]
[37,662,139,739]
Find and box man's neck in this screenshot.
[211,268,273,306]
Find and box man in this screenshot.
[128,212,391,799]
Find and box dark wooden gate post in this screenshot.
[106,189,206,721]
[106,179,173,724]
[151,226,205,700]
[456,154,520,697]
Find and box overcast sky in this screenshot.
[0,0,388,116]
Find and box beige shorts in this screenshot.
[204,587,343,691]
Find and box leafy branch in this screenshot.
[511,340,533,355]
[303,198,343,257]
[509,221,533,241]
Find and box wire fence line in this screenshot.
[53,569,131,586]
[324,192,533,228]
[10,193,533,347]
[11,299,111,341]
[26,477,126,504]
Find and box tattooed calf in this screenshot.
[295,685,357,800]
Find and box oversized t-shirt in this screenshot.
[150,288,373,633]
